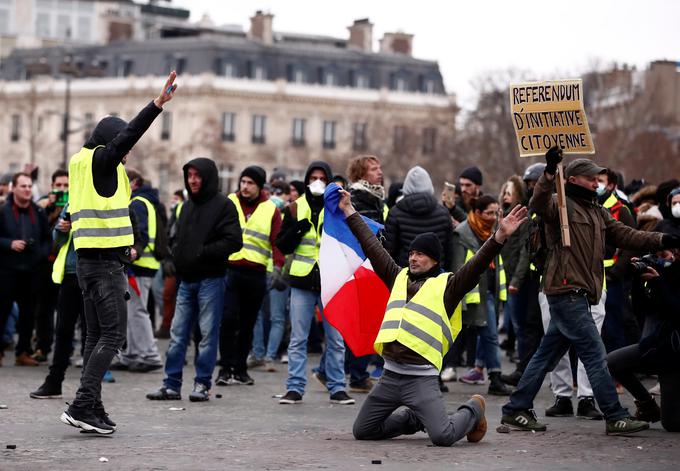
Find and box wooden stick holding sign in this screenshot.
[555,163,571,246]
[509,79,595,248]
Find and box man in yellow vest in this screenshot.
[337,188,528,446]
[276,161,354,405]
[108,168,164,373]
[59,71,177,435]
[216,166,284,386]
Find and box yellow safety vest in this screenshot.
[382,204,389,222]
[174,201,183,219]
[603,193,620,269]
[374,269,462,371]
[69,147,133,250]
[51,231,73,284]
[228,193,276,268]
[131,195,160,271]
[289,195,324,277]
[463,249,507,306]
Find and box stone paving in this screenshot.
[1,342,679,470]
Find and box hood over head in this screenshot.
[183,157,219,204]
[304,161,333,186]
[402,166,434,196]
[84,116,128,149]
[132,183,160,206]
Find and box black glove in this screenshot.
[662,234,680,249]
[544,146,563,176]
[295,219,312,234]
[271,266,288,291]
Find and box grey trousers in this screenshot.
[120,275,163,366]
[353,370,482,446]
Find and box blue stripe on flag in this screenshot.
[323,183,383,259]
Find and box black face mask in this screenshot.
[408,263,441,281]
[565,182,597,201]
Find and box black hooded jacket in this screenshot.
[384,192,455,271]
[172,158,242,282]
[276,161,332,292]
[129,183,161,277]
[83,102,162,198]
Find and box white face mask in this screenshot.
[308,179,326,196]
[672,202,680,219]
[596,182,606,196]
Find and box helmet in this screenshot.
[523,163,546,182]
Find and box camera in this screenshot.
[629,254,672,274]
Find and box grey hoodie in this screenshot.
[402,166,434,196]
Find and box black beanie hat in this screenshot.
[240,166,266,189]
[408,232,442,263]
[459,166,483,186]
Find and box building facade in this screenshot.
[1,10,458,200]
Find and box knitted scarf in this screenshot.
[467,211,494,242]
[350,180,385,200]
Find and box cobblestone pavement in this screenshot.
[1,342,678,470]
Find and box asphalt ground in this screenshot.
[1,341,679,470]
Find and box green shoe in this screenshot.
[606,417,649,436]
[501,409,547,431]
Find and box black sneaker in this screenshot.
[501,409,547,432]
[108,361,129,371]
[94,405,117,429]
[634,398,661,423]
[60,407,114,435]
[330,391,355,405]
[577,397,603,420]
[189,383,210,402]
[229,372,254,385]
[30,381,62,399]
[545,396,574,417]
[215,369,232,386]
[606,417,650,436]
[146,386,181,400]
[279,390,303,404]
[500,370,522,387]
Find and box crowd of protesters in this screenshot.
[1,75,680,441]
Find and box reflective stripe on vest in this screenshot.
[227,193,276,267]
[131,196,160,270]
[603,193,622,269]
[51,231,73,284]
[463,249,507,305]
[374,269,462,371]
[69,146,133,250]
[289,195,324,277]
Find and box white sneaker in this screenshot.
[648,383,661,396]
[74,357,84,368]
[441,366,457,382]
[280,354,288,364]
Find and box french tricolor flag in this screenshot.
[320,183,390,357]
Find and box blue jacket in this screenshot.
[0,193,50,272]
[130,183,161,277]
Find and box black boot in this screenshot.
[576,397,603,420]
[546,396,573,417]
[488,372,512,396]
[634,398,661,423]
[500,369,522,386]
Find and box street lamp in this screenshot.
[58,54,79,169]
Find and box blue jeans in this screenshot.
[252,285,290,360]
[286,287,346,395]
[473,294,502,373]
[502,292,629,421]
[163,277,224,391]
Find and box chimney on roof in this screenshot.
[380,32,413,56]
[249,10,274,44]
[347,18,373,52]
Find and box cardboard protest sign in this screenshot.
[510,79,594,157]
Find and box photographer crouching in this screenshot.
[607,248,680,432]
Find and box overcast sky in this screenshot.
[173,0,680,109]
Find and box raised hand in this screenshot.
[154,71,178,109]
[495,205,528,243]
[338,188,356,218]
[545,145,563,176]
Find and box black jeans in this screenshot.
[0,269,40,356]
[72,257,127,409]
[220,268,268,374]
[607,343,680,432]
[34,263,60,355]
[46,274,85,385]
[516,273,543,373]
